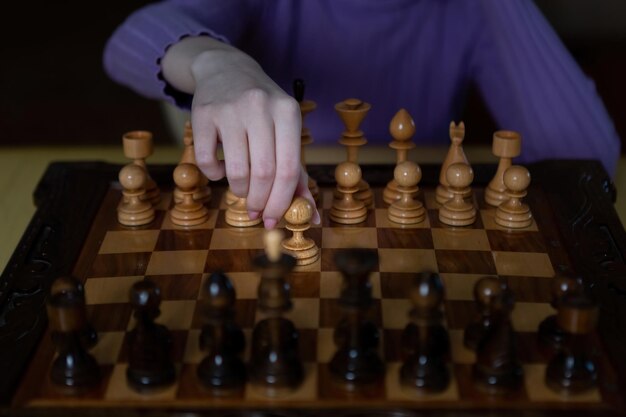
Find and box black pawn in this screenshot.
[126,279,176,391]
[472,278,523,394]
[249,246,303,392]
[47,277,101,390]
[400,272,450,392]
[197,272,246,390]
[546,293,598,394]
[464,276,506,350]
[538,275,583,351]
[249,317,303,390]
[329,249,384,385]
[50,276,98,348]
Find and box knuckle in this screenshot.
[253,161,276,182]
[276,160,301,181]
[273,96,300,116]
[226,162,249,182]
[242,88,269,106]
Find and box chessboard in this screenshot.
[1,159,626,417]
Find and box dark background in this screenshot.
[1,0,625,147]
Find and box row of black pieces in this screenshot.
[464,275,598,396]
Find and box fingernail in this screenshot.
[248,210,260,219]
[263,218,277,229]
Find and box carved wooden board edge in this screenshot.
[531,159,626,407]
[0,161,118,405]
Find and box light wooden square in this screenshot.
[85,276,143,305]
[431,229,490,251]
[320,272,381,298]
[99,230,160,254]
[90,331,125,364]
[317,328,335,363]
[381,299,411,329]
[440,274,486,301]
[512,302,554,332]
[378,249,438,273]
[322,227,378,248]
[127,300,196,331]
[448,329,475,364]
[145,250,208,275]
[493,252,554,277]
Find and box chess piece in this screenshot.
[250,230,303,394]
[400,272,450,393]
[495,165,533,229]
[472,278,523,395]
[225,197,263,227]
[50,276,97,348]
[329,249,384,386]
[383,109,416,204]
[330,161,368,224]
[197,272,246,391]
[117,163,155,227]
[293,79,320,204]
[545,293,598,395]
[122,130,160,204]
[436,122,470,204]
[335,98,373,207]
[538,276,583,351]
[388,161,426,225]
[281,197,319,266]
[174,121,211,204]
[126,279,176,390]
[47,277,101,390]
[485,130,522,207]
[170,163,210,227]
[464,277,509,350]
[438,163,476,226]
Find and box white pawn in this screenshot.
[174,121,211,204]
[438,163,476,226]
[170,163,209,227]
[436,122,471,204]
[282,197,319,266]
[388,161,425,225]
[330,161,368,224]
[226,197,263,227]
[495,165,533,229]
[118,164,155,227]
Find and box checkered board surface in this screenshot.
[13,182,613,411]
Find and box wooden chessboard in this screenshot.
[2,160,626,416]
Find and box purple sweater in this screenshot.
[103,0,620,175]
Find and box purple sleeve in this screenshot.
[470,0,621,176]
[103,0,254,109]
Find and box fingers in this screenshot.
[244,93,276,219]
[220,121,250,198]
[261,97,303,229]
[191,110,225,181]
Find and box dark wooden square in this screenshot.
[435,250,497,275]
[154,229,213,251]
[487,230,547,253]
[145,274,202,300]
[87,252,152,278]
[377,228,434,249]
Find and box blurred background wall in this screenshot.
[1,0,624,147]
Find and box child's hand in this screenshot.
[165,39,319,229]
